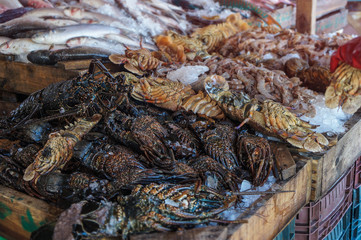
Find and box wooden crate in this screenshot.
[0,60,85,95]
[0,157,310,240]
[310,111,361,201]
[272,6,296,29]
[316,0,347,18]
[0,186,61,240]
[316,9,349,34]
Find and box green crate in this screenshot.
[352,188,361,240]
[274,218,296,240]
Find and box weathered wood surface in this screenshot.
[316,9,348,34]
[0,60,81,95]
[296,0,317,34]
[0,101,19,116]
[132,159,311,240]
[311,118,361,201]
[0,185,61,240]
[57,59,93,71]
[271,142,296,181]
[316,0,347,18]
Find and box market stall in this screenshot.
[0,0,360,240]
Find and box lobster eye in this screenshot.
[81,201,100,215]
[81,219,100,233]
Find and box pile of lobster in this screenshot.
[0,15,337,239]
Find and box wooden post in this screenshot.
[296,0,317,34]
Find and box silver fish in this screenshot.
[105,33,157,51]
[23,8,65,18]
[66,36,125,54]
[41,17,79,27]
[31,24,123,44]
[63,6,134,33]
[0,16,60,37]
[0,38,66,55]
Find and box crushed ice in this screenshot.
[167,65,209,85]
[301,94,352,133]
[186,0,249,20]
[279,53,301,64]
[220,175,277,221]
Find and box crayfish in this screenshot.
[204,75,329,152]
[52,183,244,239]
[2,60,130,131]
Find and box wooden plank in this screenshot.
[310,157,322,201]
[0,101,19,116]
[0,185,61,240]
[271,6,296,29]
[271,143,296,180]
[316,9,348,34]
[316,0,347,18]
[132,159,311,240]
[57,59,93,71]
[311,119,361,201]
[0,60,81,95]
[296,0,317,34]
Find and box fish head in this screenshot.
[31,32,46,43]
[31,31,52,44]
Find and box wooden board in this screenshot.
[316,9,348,34]
[296,0,317,34]
[132,159,311,240]
[0,60,81,95]
[0,185,61,240]
[0,101,19,116]
[316,0,347,18]
[272,6,295,29]
[311,119,361,201]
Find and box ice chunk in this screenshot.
[240,180,252,191]
[167,65,209,85]
[280,53,301,64]
[300,94,352,133]
[263,53,274,60]
[186,0,249,20]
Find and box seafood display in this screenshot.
[325,63,361,114]
[0,0,359,239]
[0,61,286,238]
[52,184,242,239]
[219,27,354,68]
[23,114,101,181]
[203,75,328,152]
[0,0,275,63]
